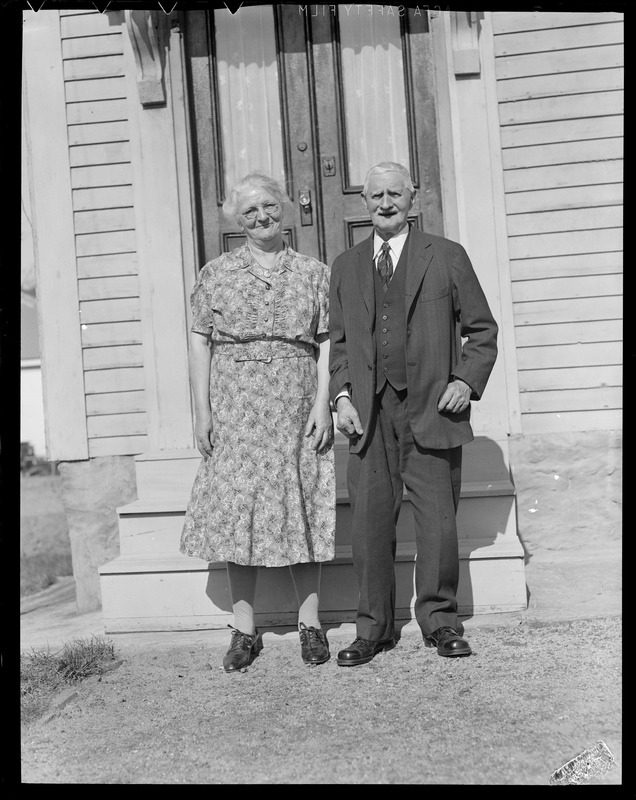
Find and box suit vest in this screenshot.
[374,246,408,393]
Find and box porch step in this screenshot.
[114,482,517,556]
[99,537,526,633]
[100,435,527,632]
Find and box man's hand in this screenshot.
[194,415,215,457]
[336,397,364,439]
[437,379,471,414]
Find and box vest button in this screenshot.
[382,328,388,333]
[382,341,388,346]
[382,354,388,359]
[382,315,388,320]
[383,303,389,308]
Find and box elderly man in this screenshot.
[329,162,498,666]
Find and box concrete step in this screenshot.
[99,537,527,633]
[101,435,526,632]
[115,483,517,556]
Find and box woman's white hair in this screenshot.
[222,171,293,223]
[362,162,415,196]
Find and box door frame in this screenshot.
[182,5,445,268]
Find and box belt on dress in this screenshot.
[212,339,315,362]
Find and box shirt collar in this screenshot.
[372,224,410,260]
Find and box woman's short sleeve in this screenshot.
[316,261,330,336]
[190,265,214,335]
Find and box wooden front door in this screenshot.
[184,3,443,269]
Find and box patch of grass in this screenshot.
[21,636,118,726]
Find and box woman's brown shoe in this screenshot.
[222,627,262,673]
[298,623,330,665]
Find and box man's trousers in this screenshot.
[347,383,463,641]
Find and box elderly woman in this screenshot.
[180,172,335,672]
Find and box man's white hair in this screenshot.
[362,162,415,195]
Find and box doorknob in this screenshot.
[299,187,313,227]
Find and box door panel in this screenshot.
[185,5,443,268]
[184,5,320,264]
[311,6,443,265]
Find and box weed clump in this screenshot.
[21,636,118,725]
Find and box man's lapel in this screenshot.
[355,235,375,319]
[404,227,434,316]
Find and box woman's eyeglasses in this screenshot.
[240,202,280,220]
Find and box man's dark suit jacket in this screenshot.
[329,226,499,454]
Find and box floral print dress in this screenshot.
[179,244,336,567]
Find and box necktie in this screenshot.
[377,241,393,289]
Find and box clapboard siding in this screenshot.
[64,55,125,82]
[61,11,120,38]
[505,184,622,215]
[493,20,623,57]
[508,229,622,260]
[84,367,146,395]
[87,413,148,438]
[496,44,623,80]
[76,230,137,257]
[498,90,623,126]
[62,35,124,60]
[69,141,131,168]
[518,365,621,393]
[77,253,138,278]
[71,163,134,189]
[73,185,135,212]
[492,11,623,433]
[81,321,143,347]
[66,99,128,125]
[490,12,619,34]
[88,436,149,458]
[80,298,141,325]
[502,137,623,170]
[504,160,622,193]
[74,207,136,235]
[518,387,621,414]
[517,342,622,371]
[511,252,622,282]
[514,319,622,348]
[497,67,623,103]
[511,274,622,304]
[62,10,148,456]
[513,296,621,326]
[78,275,140,301]
[500,116,623,149]
[66,76,128,104]
[83,345,144,371]
[86,390,146,416]
[506,206,622,236]
[68,121,129,146]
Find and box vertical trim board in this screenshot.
[23,10,89,460]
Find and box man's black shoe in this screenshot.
[425,626,472,657]
[336,636,395,666]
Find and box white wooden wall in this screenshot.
[61,9,149,457]
[492,11,623,435]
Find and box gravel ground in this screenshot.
[20,616,621,785]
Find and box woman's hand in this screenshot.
[305,401,334,453]
[194,415,215,458]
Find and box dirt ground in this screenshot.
[20,615,621,785]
